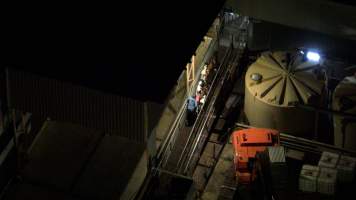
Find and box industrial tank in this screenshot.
[244,51,325,136]
[332,75,356,151]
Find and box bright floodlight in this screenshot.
[306,51,320,62]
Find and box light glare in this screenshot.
[306,51,320,62]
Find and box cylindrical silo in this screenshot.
[332,75,356,151]
[244,51,325,136]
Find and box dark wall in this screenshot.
[8,68,146,142]
[0,67,7,115]
[248,20,356,64]
[1,1,225,103]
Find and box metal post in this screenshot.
[143,102,150,169]
[186,63,191,95]
[144,102,148,141]
[192,55,195,86]
[0,102,3,135]
[5,68,17,149]
[213,143,216,160]
[314,110,319,140]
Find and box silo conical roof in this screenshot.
[246,51,324,107]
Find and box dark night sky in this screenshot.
[1,1,224,103]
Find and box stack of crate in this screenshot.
[317,152,356,195]
[336,155,356,183]
[317,152,340,195]
[317,152,339,195]
[299,152,356,195]
[317,167,338,195]
[318,152,339,168]
[299,165,320,192]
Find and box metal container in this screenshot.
[317,167,337,195]
[299,165,320,192]
[318,151,339,169]
[267,146,286,163]
[332,76,356,150]
[266,146,288,190]
[336,155,356,183]
[245,51,325,136]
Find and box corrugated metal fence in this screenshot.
[7,68,146,142]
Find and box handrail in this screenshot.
[175,45,234,172]
[156,32,218,171]
[137,107,187,200]
[155,101,187,171]
[179,15,248,175]
[181,46,235,174]
[182,46,237,175]
[157,38,218,171]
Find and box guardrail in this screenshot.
[135,14,244,198]
[183,49,243,176]
[176,16,248,175]
[179,46,241,176]
[175,44,234,174]
[155,100,187,172]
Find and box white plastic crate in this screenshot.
[336,155,356,183]
[317,167,337,195]
[318,152,339,169]
[299,165,320,192]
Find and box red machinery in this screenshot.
[232,128,280,184]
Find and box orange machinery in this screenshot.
[232,128,280,184]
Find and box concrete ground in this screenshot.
[201,139,234,200]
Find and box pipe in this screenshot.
[235,122,356,156]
